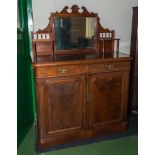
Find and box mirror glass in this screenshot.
[54,17,96,50]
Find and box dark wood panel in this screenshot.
[130,7,138,59]
[33,42,53,57]
[99,40,114,52]
[36,75,87,141]
[45,76,86,135]
[129,6,138,113]
[88,72,124,128]
[130,75,138,111]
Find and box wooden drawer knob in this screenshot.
[58,68,68,74]
[105,64,114,70]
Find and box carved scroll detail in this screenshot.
[55,5,95,15]
[97,17,111,32]
[81,6,89,14]
[59,6,69,14]
[36,23,52,33]
[71,5,80,13]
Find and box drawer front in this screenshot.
[88,62,130,73]
[35,65,87,78]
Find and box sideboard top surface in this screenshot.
[32,52,132,68]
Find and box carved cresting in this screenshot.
[70,5,80,14]
[58,6,69,14]
[54,4,95,15]
[34,5,98,35]
[33,4,115,36]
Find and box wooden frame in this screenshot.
[32,4,119,62]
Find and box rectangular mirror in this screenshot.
[54,17,96,51]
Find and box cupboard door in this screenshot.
[88,72,126,128]
[36,75,87,139]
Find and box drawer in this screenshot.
[35,65,87,78]
[88,62,130,73]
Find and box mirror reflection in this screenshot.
[54,17,96,50]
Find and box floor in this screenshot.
[18,115,138,155]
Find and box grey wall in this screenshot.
[32,0,138,54]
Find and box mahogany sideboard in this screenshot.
[32,5,132,150]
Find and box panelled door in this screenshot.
[36,75,87,139]
[88,72,125,128]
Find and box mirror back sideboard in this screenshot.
[32,5,132,150]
